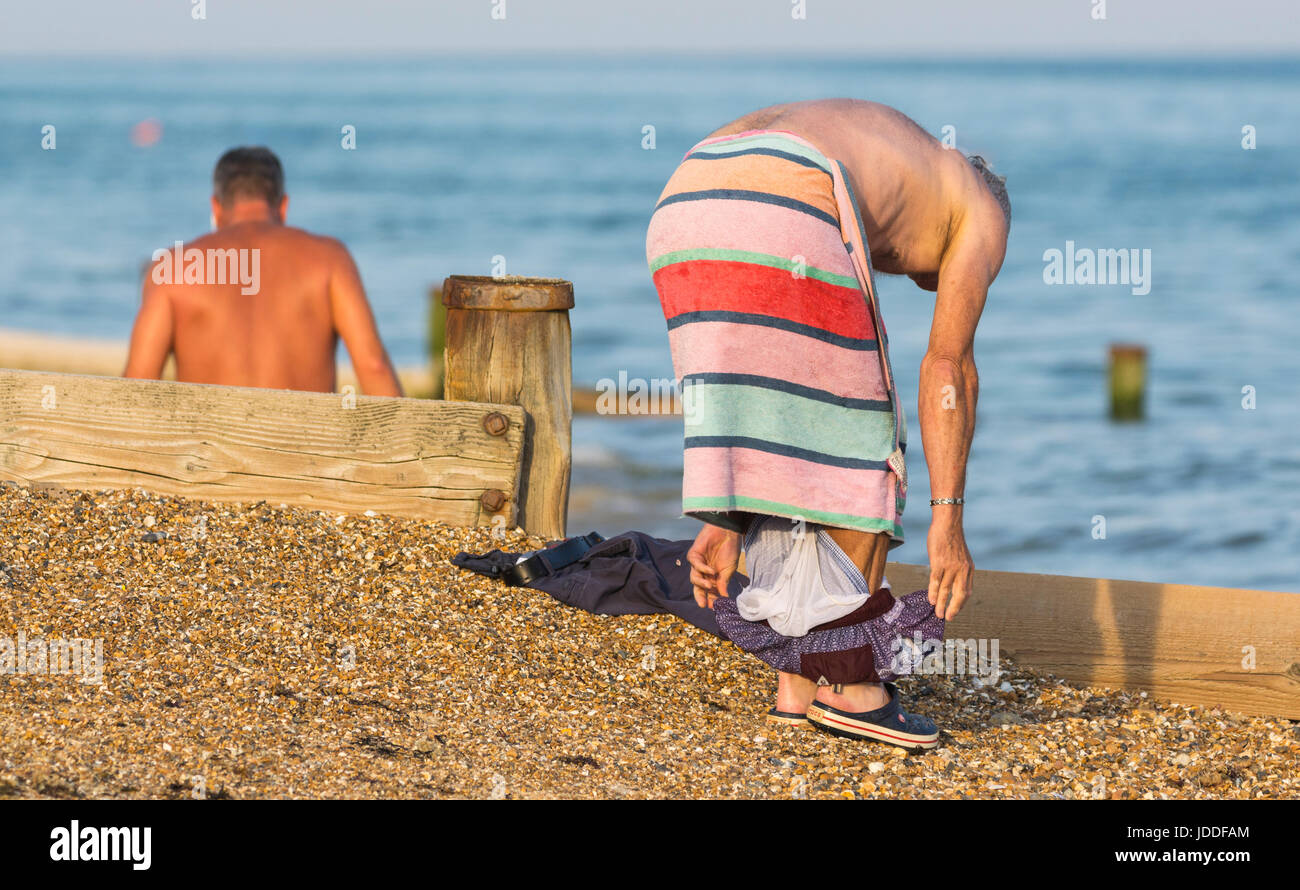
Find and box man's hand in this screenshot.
[686,524,741,610]
[927,514,973,620]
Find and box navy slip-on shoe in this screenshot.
[766,708,812,728]
[806,685,939,750]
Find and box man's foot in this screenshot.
[813,681,890,713]
[807,682,940,750]
[770,676,889,721]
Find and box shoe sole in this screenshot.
[766,713,812,728]
[806,702,939,750]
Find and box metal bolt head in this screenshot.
[482,412,510,436]
[480,488,507,512]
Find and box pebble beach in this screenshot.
[1,482,1296,800]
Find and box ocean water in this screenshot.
[1,56,1298,591]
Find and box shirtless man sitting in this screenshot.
[648,99,1009,745]
[124,146,402,396]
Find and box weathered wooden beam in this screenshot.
[884,562,1300,720]
[0,369,525,527]
[442,275,573,539]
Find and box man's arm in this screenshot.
[919,216,1004,620]
[328,243,403,397]
[123,275,174,380]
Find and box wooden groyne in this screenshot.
[0,277,573,537]
[884,563,1300,721]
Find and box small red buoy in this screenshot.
[130,118,163,147]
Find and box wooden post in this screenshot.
[442,276,573,539]
[1109,343,1147,420]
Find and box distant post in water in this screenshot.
[426,286,448,400]
[1109,343,1147,420]
[442,276,574,538]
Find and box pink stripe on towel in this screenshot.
[646,200,857,280]
[683,446,897,520]
[667,322,889,402]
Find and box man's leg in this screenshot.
[816,528,894,711]
[825,527,892,594]
[776,671,817,713]
[777,528,894,714]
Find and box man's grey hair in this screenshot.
[966,154,1010,228]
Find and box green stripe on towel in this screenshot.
[649,248,859,289]
[683,496,902,539]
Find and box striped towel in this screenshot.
[647,129,907,543]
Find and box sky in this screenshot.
[1,0,1298,57]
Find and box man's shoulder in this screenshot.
[186,225,348,254]
[278,227,352,260]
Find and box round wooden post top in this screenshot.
[1109,343,1148,358]
[442,275,574,311]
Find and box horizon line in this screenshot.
[4,48,1299,62]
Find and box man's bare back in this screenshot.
[125,146,402,397]
[710,99,1007,290]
